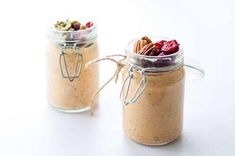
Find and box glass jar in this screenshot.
[46,23,99,113]
[121,37,203,145]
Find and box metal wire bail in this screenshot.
[59,42,83,82]
[120,65,147,105]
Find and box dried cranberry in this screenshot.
[161,40,179,55]
[72,23,81,30]
[154,59,163,67]
[147,48,162,56]
[86,22,93,28]
[139,58,148,67]
[155,40,166,50]
[155,43,162,49]
[148,49,156,56]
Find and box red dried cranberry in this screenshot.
[161,40,179,55]
[147,48,160,56]
[149,49,158,56]
[155,40,166,49]
[72,23,81,30]
[139,58,148,68]
[86,22,93,28]
[155,43,162,49]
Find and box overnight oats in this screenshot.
[47,20,99,113]
[121,36,185,145]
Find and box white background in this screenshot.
[0,0,235,155]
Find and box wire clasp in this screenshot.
[120,65,147,105]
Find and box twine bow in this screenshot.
[85,54,127,115]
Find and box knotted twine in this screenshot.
[85,54,127,115]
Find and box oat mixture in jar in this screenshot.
[47,20,99,113]
[121,36,185,145]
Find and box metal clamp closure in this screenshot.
[59,43,83,82]
[120,65,147,105]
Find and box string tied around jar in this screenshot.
[85,54,157,115]
[85,54,127,115]
[85,53,205,115]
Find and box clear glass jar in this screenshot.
[121,37,203,145]
[46,23,99,113]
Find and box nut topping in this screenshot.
[54,20,94,31]
[138,43,155,55]
[133,36,180,56]
[141,36,152,44]
[134,36,153,53]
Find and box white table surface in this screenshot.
[0,0,235,155]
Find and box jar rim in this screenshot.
[47,24,97,44]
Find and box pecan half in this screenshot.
[138,43,155,55]
[134,40,147,53]
[134,36,153,53]
[134,40,140,53]
[141,36,152,44]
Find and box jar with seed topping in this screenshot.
[120,36,204,145]
[46,20,99,113]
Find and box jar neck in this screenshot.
[47,25,97,46]
[125,50,184,73]
[125,60,184,73]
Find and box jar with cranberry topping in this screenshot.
[120,36,204,145]
[46,20,99,113]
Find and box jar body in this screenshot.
[47,41,99,112]
[122,66,185,145]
